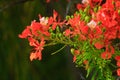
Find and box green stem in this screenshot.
[51,45,67,55]
[44,42,57,47]
[50,37,73,46]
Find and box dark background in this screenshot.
[0,0,83,80]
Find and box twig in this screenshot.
[51,45,67,55]
[64,0,72,18]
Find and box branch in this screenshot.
[64,0,72,18]
[0,0,33,12]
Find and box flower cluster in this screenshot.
[19,0,120,79]
[19,10,64,61]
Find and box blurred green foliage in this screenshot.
[0,0,81,80]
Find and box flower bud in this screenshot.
[71,48,75,55]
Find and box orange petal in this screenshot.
[30,52,36,61]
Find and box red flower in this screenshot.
[31,20,50,37]
[101,45,115,59]
[117,68,120,76]
[30,51,42,61]
[76,3,84,10]
[83,60,88,65]
[96,7,117,28]
[74,50,80,55]
[115,56,120,61]
[31,21,41,36]
[104,28,117,40]
[94,42,104,49]
[101,51,111,59]
[117,61,120,67]
[48,17,54,26]
[52,22,58,30]
[28,37,38,47]
[48,10,64,30]
[102,0,114,10]
[89,0,102,7]
[64,29,71,36]
[80,26,89,34]
[19,26,32,38]
[53,10,58,21]
[28,37,45,61]
[73,56,76,62]
[73,49,80,62]
[67,14,80,28]
[115,1,120,9]
[95,26,102,35]
[106,45,115,54]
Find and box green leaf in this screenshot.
[91,68,99,80]
[86,65,94,78]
